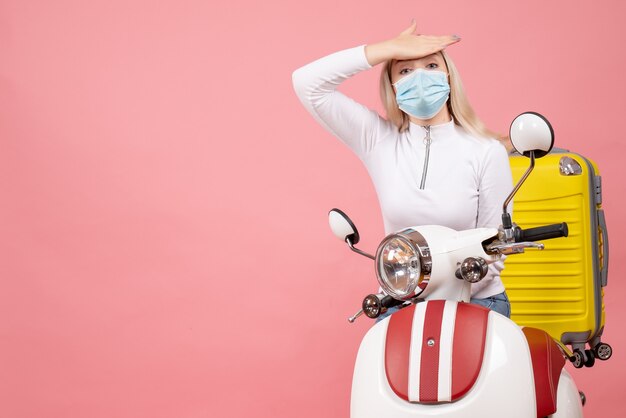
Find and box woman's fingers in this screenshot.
[421,35,461,45]
[421,35,461,53]
[388,30,461,61]
[399,19,417,36]
[443,34,461,45]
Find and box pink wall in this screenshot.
[1,0,625,417]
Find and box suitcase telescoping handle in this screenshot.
[515,223,569,242]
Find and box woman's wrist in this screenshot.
[365,40,396,66]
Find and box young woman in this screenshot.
[292,21,513,317]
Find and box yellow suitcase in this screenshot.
[501,150,611,368]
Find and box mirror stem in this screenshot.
[346,238,376,260]
[503,151,536,215]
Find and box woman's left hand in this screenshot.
[365,20,460,66]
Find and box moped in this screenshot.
[329,113,585,418]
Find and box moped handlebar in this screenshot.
[515,223,569,243]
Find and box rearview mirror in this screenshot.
[509,112,554,158]
[328,208,360,244]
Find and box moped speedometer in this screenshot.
[375,229,431,300]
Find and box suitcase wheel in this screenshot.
[571,349,585,368]
[584,349,595,367]
[594,342,613,361]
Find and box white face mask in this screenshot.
[394,70,450,119]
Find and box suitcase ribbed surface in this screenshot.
[501,153,606,346]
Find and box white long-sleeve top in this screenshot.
[292,45,513,298]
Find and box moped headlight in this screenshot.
[375,229,431,300]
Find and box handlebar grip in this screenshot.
[515,223,569,242]
[380,295,404,309]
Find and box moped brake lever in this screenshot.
[487,241,544,255]
[348,309,364,323]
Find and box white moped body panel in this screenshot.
[407,226,499,302]
[351,311,537,418]
[551,369,584,418]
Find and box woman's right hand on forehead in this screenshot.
[365,20,460,66]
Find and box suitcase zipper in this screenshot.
[420,125,432,190]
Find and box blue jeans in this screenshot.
[470,291,511,318]
[376,291,511,322]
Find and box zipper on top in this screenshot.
[419,125,431,190]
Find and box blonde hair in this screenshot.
[380,50,502,140]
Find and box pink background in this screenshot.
[1,0,625,417]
